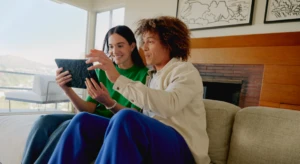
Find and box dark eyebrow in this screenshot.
[108,42,126,46]
[146,37,155,39]
[142,37,155,42]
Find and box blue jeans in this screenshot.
[49,110,194,164]
[22,114,74,164]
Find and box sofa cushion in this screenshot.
[204,99,240,164]
[228,107,300,164]
[0,114,40,164]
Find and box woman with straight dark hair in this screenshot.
[21,25,148,164]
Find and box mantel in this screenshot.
[202,78,243,84]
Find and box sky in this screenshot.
[0,0,87,66]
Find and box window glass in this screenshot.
[0,0,87,112]
[95,11,110,50]
[112,8,125,27]
[94,7,125,50]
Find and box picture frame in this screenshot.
[264,0,300,24]
[176,0,255,30]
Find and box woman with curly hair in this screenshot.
[49,16,210,164]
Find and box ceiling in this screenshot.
[54,0,125,11]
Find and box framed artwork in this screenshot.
[264,0,300,23]
[176,0,255,30]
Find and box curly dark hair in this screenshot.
[135,16,190,61]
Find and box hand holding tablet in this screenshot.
[55,59,100,89]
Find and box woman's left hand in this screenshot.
[86,49,120,83]
[85,78,115,107]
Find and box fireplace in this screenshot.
[203,81,242,106]
[194,64,264,108]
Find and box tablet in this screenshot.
[55,59,99,89]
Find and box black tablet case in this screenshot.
[55,59,99,89]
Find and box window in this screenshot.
[0,0,87,112]
[94,8,125,50]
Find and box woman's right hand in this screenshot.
[56,67,72,92]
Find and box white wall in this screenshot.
[124,0,300,38]
[59,0,125,12]
[59,0,93,10]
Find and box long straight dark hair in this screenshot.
[102,25,145,68]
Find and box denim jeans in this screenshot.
[22,114,74,164]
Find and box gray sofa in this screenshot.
[1,99,300,164]
[205,99,300,164]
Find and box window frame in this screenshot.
[94,7,125,50]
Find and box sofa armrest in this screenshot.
[204,99,240,164]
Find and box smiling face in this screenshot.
[142,32,170,71]
[108,33,135,69]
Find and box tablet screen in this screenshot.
[55,59,99,89]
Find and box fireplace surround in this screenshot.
[194,64,264,108]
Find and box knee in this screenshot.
[30,114,65,134]
[69,112,92,128]
[71,112,90,123]
[110,109,140,126]
[34,114,59,128]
